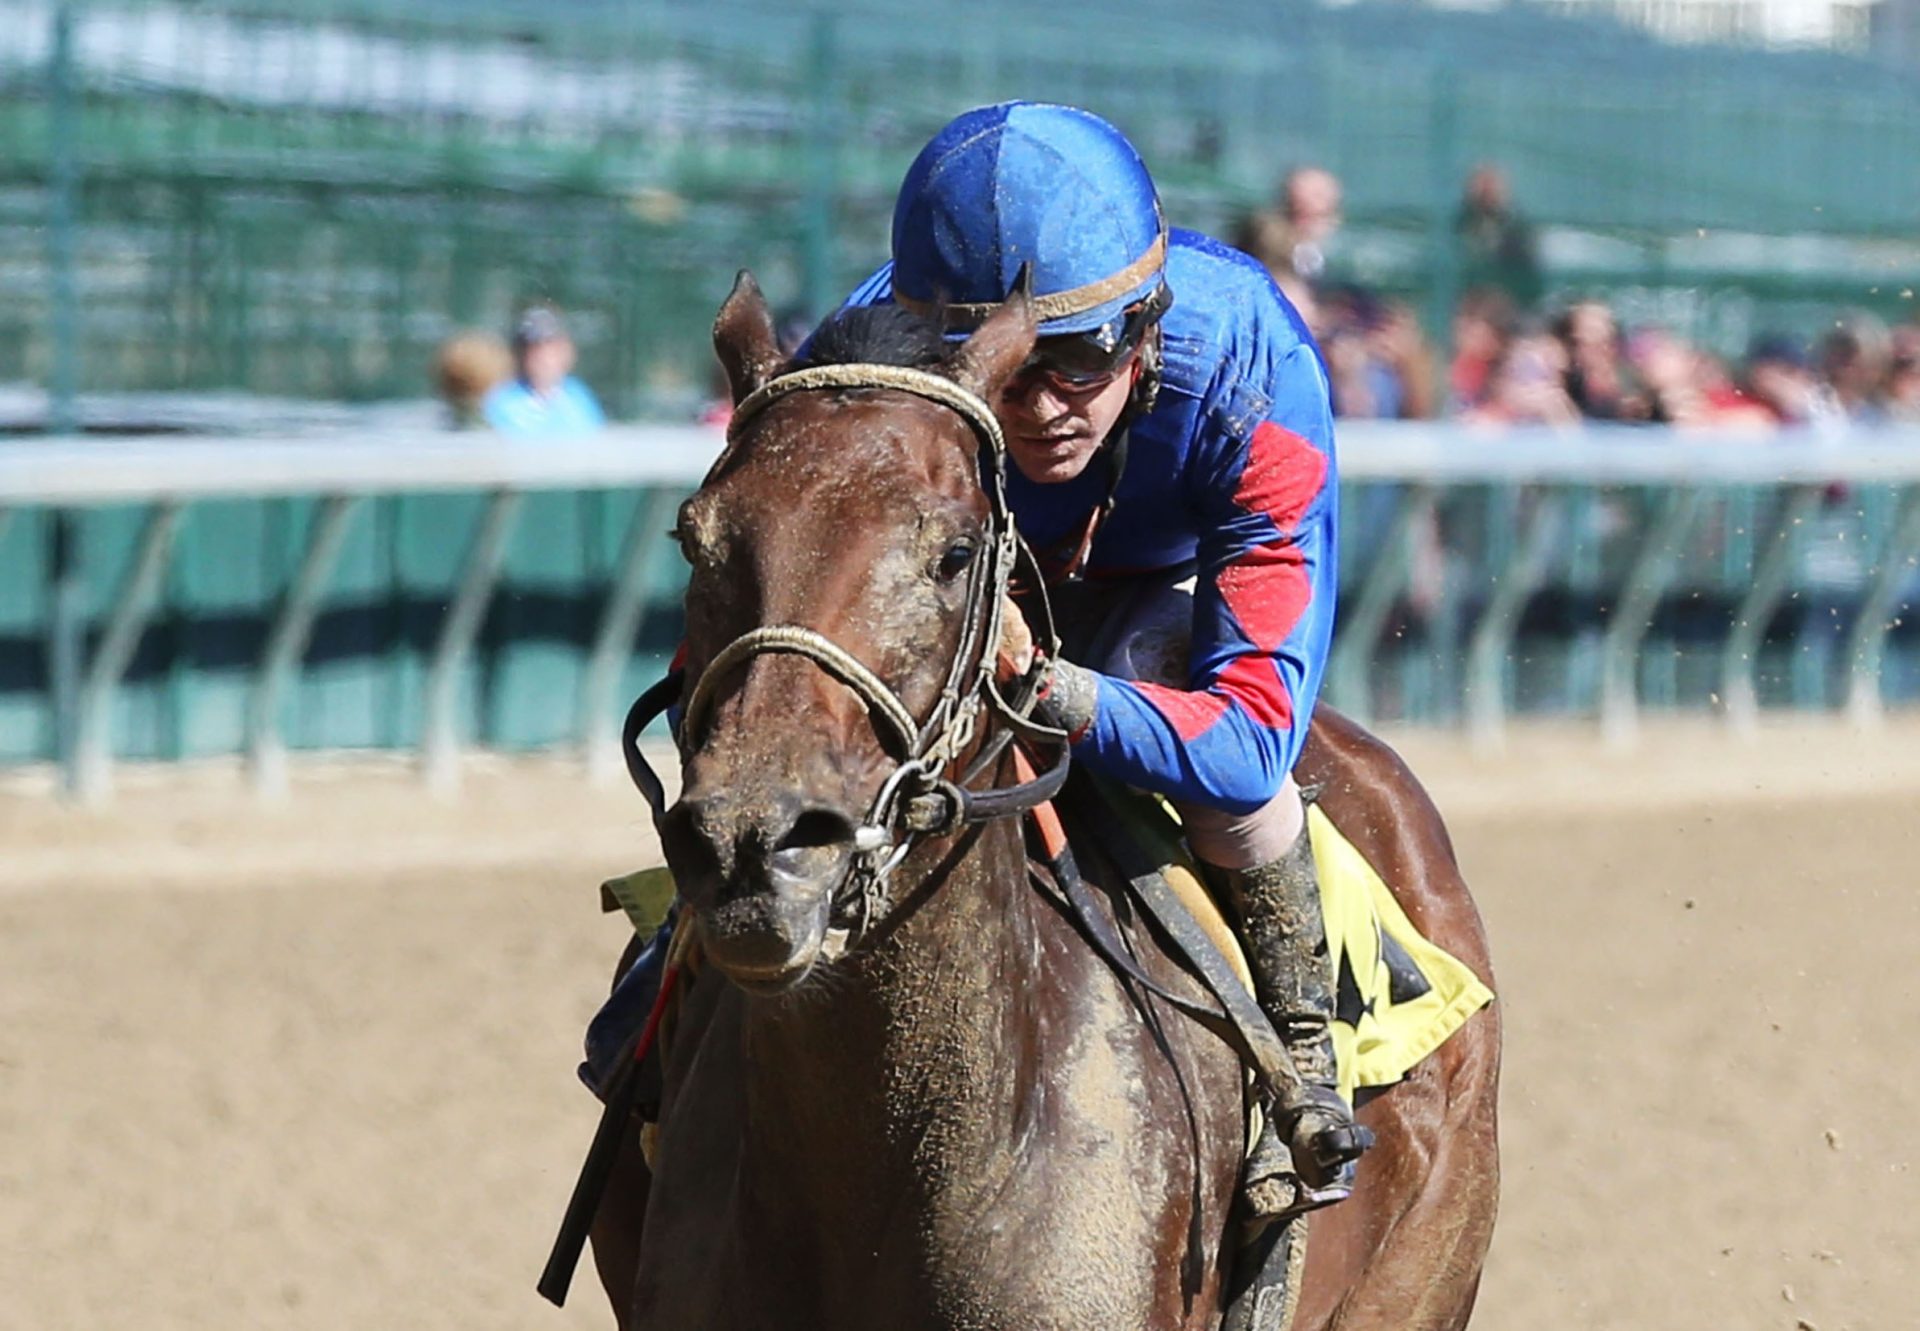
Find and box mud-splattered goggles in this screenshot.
[1011,284,1171,394]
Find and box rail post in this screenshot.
[582,487,681,783]
[1844,485,1920,727]
[1467,490,1564,748]
[1600,487,1700,747]
[422,491,521,796]
[1721,485,1820,734]
[71,503,184,803]
[247,495,362,799]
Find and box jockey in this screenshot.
[839,101,1367,1216]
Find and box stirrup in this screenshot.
[1244,1152,1360,1225]
[1242,1112,1369,1224]
[1293,1158,1362,1214]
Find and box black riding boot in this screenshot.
[1215,823,1372,1220]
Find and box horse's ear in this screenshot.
[946,276,1038,401]
[713,270,784,405]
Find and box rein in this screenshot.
[624,362,1071,936]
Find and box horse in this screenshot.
[585,274,1501,1330]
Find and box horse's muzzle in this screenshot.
[661,792,858,992]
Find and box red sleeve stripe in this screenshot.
[1128,681,1230,743]
[1222,422,1327,653]
[1239,422,1328,536]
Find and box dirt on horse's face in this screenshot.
[659,275,1035,994]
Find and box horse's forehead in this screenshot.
[711,392,980,522]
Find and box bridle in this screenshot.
[621,362,1071,937]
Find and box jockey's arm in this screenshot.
[1045,342,1338,816]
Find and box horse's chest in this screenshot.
[895,1018,1197,1324]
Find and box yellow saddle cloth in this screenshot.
[1152,801,1493,1106]
[1303,805,1494,1104]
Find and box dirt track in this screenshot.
[3,720,1915,1330]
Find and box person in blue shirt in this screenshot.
[843,101,1365,1216]
[482,306,606,439]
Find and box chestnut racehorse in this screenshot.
[585,276,1500,1330]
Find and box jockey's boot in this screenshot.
[1215,824,1373,1221]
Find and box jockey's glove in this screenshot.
[1037,657,1099,741]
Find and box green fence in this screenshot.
[5,0,1919,422]
[0,489,691,777]
[9,424,1920,798]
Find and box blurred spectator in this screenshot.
[1455,164,1543,311]
[1460,322,1580,426]
[1887,326,1920,422]
[1625,326,1705,425]
[1318,285,1437,419]
[1886,354,1920,422]
[1233,165,1343,328]
[1449,288,1517,412]
[482,306,607,439]
[433,331,512,428]
[697,358,735,429]
[1624,326,1775,429]
[1819,314,1891,422]
[1553,300,1644,420]
[1691,351,1775,429]
[1743,333,1825,425]
[776,307,817,358]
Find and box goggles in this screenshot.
[1010,283,1171,395]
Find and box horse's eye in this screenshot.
[935,539,978,583]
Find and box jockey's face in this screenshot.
[996,351,1137,485]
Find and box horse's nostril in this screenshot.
[777,808,856,855]
[768,807,856,881]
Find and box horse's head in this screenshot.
[660,273,1037,994]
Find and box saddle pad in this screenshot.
[1307,805,1495,1104]
[1144,796,1493,1107]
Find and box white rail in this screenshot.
[7,422,1920,506]
[8,419,1920,800]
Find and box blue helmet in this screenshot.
[890,102,1169,348]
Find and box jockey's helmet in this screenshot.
[890,102,1170,361]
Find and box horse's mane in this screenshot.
[795,303,951,371]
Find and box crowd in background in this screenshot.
[1233,164,1920,430]
[443,163,1920,438]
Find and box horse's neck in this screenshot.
[734,818,1046,1227]
[716,812,1236,1329]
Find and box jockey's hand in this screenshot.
[996,595,1035,683]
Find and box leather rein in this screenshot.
[620,362,1072,939]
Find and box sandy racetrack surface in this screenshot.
[3,719,1915,1330]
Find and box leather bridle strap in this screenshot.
[681,626,920,760]
[620,670,1068,835]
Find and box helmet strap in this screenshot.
[1124,323,1163,423]
[1034,425,1128,585]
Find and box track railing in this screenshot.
[5,422,1920,800]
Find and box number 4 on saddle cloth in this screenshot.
[579,786,1493,1124]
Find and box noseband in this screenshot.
[623,363,1070,936]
